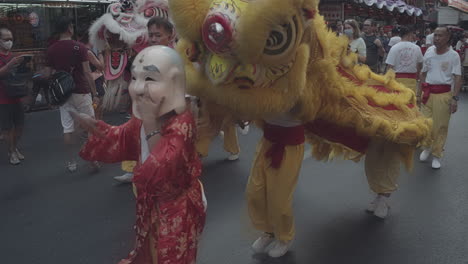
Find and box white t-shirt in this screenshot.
[422,46,461,85]
[388,36,401,47]
[349,37,366,58]
[426,33,434,46]
[385,41,423,73]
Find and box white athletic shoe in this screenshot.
[366,195,379,212]
[66,161,77,173]
[114,172,134,183]
[419,149,431,162]
[252,233,275,253]
[373,195,390,219]
[15,148,24,160]
[268,240,291,258]
[239,124,250,135]
[227,153,239,161]
[9,151,20,165]
[431,157,441,169]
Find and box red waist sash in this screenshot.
[422,83,451,104]
[263,123,305,169]
[396,72,418,79]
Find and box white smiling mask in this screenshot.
[129,45,187,119]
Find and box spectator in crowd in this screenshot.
[458,31,468,91]
[328,23,337,34]
[336,20,344,36]
[344,19,366,64]
[417,35,426,47]
[419,27,462,169]
[41,17,99,172]
[0,27,25,165]
[77,30,105,119]
[385,25,423,94]
[362,19,385,73]
[455,31,467,51]
[378,26,390,51]
[425,22,438,48]
[388,26,402,50]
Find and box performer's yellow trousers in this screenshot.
[122,160,136,173]
[421,92,452,158]
[365,138,400,194]
[196,103,240,157]
[246,138,304,242]
[396,77,417,94]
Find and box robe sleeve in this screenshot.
[136,134,190,199]
[79,118,141,163]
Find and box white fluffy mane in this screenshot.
[89,13,147,51]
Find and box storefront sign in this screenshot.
[320,3,344,21]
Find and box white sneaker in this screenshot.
[114,172,134,183]
[239,124,250,135]
[373,195,390,219]
[15,148,24,160]
[366,195,379,212]
[268,240,291,258]
[431,157,441,169]
[252,233,275,253]
[227,153,239,161]
[9,152,20,165]
[67,161,77,173]
[419,149,431,162]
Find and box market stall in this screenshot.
[0,0,110,110]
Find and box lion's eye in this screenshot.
[264,20,295,56]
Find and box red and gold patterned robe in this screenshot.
[80,110,206,264]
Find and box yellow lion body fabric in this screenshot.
[169,0,432,249]
[170,0,431,168]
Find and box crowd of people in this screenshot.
[330,20,468,78]
[0,10,467,263]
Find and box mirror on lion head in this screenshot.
[129,46,187,119]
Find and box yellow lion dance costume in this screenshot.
[170,0,431,257]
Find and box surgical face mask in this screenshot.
[344,29,354,38]
[0,40,13,50]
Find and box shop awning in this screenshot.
[444,0,468,13]
[354,0,423,16]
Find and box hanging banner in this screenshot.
[319,3,344,21]
[448,0,468,13]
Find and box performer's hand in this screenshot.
[69,110,103,137]
[450,100,458,114]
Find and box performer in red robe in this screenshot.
[76,46,206,264]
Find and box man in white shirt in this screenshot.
[386,26,423,93]
[388,27,401,48]
[425,22,438,48]
[419,27,462,169]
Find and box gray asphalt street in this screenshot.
[1,95,468,264]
